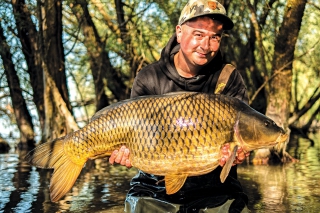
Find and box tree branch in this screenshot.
[288,85,320,125]
[246,0,268,78]
[250,39,320,104]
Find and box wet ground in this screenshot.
[0,133,319,213]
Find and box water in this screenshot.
[239,133,320,213]
[0,133,319,213]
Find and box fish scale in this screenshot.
[104,94,235,173]
[25,92,288,202]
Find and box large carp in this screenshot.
[25,92,288,202]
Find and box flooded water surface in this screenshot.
[1,133,319,213]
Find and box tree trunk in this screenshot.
[0,25,35,149]
[0,135,11,153]
[72,0,129,111]
[71,0,110,111]
[267,0,307,128]
[41,0,72,112]
[42,67,79,141]
[39,0,77,141]
[266,0,307,159]
[114,0,145,89]
[11,0,45,132]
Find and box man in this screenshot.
[110,0,250,212]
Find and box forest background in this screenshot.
[0,0,319,152]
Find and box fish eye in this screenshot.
[264,120,271,126]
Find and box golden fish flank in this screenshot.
[25,92,288,202]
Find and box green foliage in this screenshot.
[291,1,320,124]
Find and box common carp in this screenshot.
[25,92,288,202]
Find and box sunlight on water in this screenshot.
[14,167,40,213]
[0,133,319,213]
[0,154,17,211]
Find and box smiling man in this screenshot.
[109,0,250,212]
[174,17,224,77]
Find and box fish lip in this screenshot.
[276,133,288,143]
[274,133,289,152]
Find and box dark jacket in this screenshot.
[128,33,248,210]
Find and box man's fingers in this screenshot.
[125,159,132,168]
[120,148,129,165]
[109,150,118,164]
[221,143,230,154]
[219,157,226,167]
[236,147,245,162]
[114,146,125,163]
[220,144,251,167]
[221,146,229,155]
[220,143,231,167]
[234,147,250,165]
[123,148,132,167]
[109,146,132,168]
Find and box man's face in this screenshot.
[176,16,223,67]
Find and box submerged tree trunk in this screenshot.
[0,135,11,153]
[0,25,35,149]
[42,67,79,141]
[266,0,307,160]
[39,0,77,142]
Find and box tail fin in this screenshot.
[25,138,83,202]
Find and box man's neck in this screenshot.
[174,52,200,78]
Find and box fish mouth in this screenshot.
[276,132,288,144]
[273,133,289,153]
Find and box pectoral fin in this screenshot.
[164,174,188,195]
[220,145,238,183]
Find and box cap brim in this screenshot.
[210,14,234,30]
[180,13,234,30]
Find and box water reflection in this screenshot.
[238,133,320,213]
[0,133,319,213]
[0,153,137,213]
[0,154,17,210]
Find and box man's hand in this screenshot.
[109,145,132,168]
[219,143,250,167]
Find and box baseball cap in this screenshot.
[178,0,234,30]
